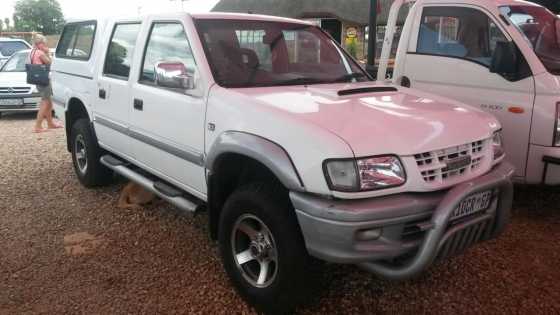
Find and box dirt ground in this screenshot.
[1,113,559,314]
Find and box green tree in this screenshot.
[0,20,3,33]
[3,18,10,32]
[13,0,65,35]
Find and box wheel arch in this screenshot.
[65,97,91,152]
[206,131,305,239]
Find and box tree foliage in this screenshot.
[13,0,65,35]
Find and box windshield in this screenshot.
[1,51,28,72]
[500,5,560,75]
[195,19,370,88]
[0,41,29,57]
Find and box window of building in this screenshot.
[56,21,96,60]
[103,23,141,79]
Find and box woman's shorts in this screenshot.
[36,83,53,101]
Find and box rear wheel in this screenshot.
[70,118,113,187]
[218,182,314,314]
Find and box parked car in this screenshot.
[379,0,560,185]
[0,49,42,117]
[52,14,514,313]
[0,38,31,67]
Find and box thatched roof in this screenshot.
[211,0,409,26]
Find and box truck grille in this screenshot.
[415,140,487,183]
[0,87,31,95]
[437,218,491,260]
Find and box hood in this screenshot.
[231,82,499,157]
[0,71,29,87]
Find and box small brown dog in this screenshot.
[118,182,157,210]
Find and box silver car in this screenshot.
[0,49,42,117]
[0,38,31,67]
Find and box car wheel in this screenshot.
[218,182,314,314]
[70,118,113,187]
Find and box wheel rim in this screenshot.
[74,134,88,174]
[231,214,278,288]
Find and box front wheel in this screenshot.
[218,183,314,314]
[70,118,113,187]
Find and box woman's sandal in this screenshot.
[47,123,63,129]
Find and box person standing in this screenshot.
[30,34,61,133]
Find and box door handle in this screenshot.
[133,98,143,111]
[99,89,106,99]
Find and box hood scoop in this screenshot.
[337,86,398,96]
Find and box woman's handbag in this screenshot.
[26,49,50,86]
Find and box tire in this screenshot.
[70,118,113,187]
[218,182,314,314]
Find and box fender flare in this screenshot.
[205,131,305,192]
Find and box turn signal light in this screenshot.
[508,107,524,114]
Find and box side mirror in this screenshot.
[154,61,195,90]
[490,41,518,75]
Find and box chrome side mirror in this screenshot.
[154,61,195,90]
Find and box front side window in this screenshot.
[0,41,29,57]
[140,22,196,85]
[104,23,141,79]
[500,5,560,75]
[1,51,28,72]
[195,19,369,88]
[56,22,96,60]
[417,7,507,67]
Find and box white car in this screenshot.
[52,14,513,313]
[0,49,42,117]
[0,38,31,67]
[379,0,560,185]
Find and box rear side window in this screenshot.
[103,23,141,79]
[0,41,29,57]
[56,21,96,60]
[417,7,507,67]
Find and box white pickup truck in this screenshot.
[52,13,513,312]
[379,0,560,185]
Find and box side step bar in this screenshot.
[100,155,202,213]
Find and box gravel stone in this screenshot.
[1,112,559,314]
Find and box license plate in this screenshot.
[451,190,493,221]
[0,98,23,106]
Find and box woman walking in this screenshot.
[30,34,61,133]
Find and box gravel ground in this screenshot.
[1,112,560,314]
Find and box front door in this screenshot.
[129,20,207,198]
[401,5,535,178]
[93,22,142,159]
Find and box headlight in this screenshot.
[324,155,406,192]
[492,130,505,160]
[31,86,38,93]
[554,102,560,146]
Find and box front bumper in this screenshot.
[290,162,514,280]
[0,94,41,112]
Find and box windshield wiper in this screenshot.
[273,77,327,86]
[331,72,369,83]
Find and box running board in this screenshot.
[100,155,202,213]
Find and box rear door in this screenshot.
[400,5,535,178]
[93,22,142,158]
[128,19,207,198]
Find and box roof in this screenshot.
[211,0,410,26]
[191,12,312,25]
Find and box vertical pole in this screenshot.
[366,0,378,77]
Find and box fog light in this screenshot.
[356,228,382,241]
